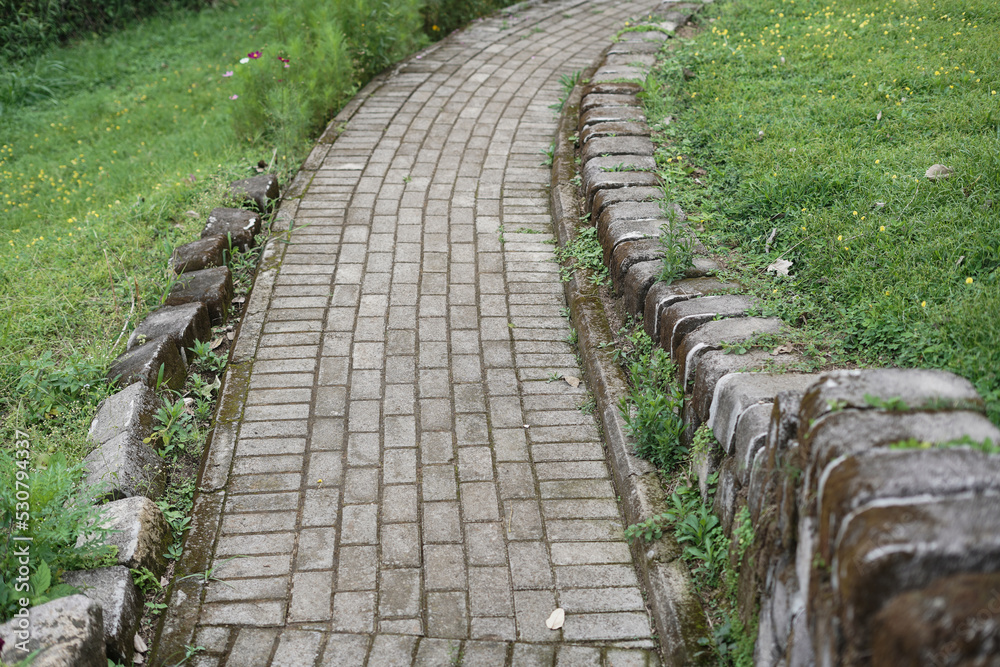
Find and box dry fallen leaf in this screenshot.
[766,258,793,276]
[185,210,199,218]
[546,608,566,630]
[925,164,953,181]
[771,344,795,355]
[564,376,581,388]
[226,331,235,341]
[210,336,225,350]
[134,634,148,653]
[133,654,145,665]
[876,110,882,122]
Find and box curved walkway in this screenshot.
[156,1,661,664]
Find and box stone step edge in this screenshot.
[549,20,713,667]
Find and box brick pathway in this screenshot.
[166,1,663,664]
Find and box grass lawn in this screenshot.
[643,0,1000,423]
[0,0,307,460]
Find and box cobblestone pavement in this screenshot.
[169,1,663,664]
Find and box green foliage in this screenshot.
[419,0,518,38]
[0,0,208,63]
[145,395,198,458]
[233,0,427,151]
[130,566,162,595]
[549,69,585,112]
[889,434,1000,455]
[619,330,687,471]
[657,212,695,283]
[15,351,109,423]
[0,451,114,621]
[862,393,909,411]
[555,224,610,286]
[191,340,227,375]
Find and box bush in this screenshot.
[420,0,518,37]
[0,0,208,62]
[0,450,114,621]
[231,0,426,152]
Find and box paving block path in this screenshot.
[161,1,664,664]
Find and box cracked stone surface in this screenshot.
[159,2,671,665]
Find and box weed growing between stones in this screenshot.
[554,216,610,286]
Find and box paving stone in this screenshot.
[159,2,666,658]
[127,302,212,357]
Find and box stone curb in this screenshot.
[549,30,712,667]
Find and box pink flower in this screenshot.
[284,63,290,68]
[223,71,233,77]
[230,94,239,100]
[248,51,261,59]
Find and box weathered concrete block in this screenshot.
[0,594,106,667]
[591,64,649,83]
[622,260,664,316]
[170,235,228,274]
[580,93,640,113]
[89,382,158,446]
[799,368,985,440]
[749,392,802,526]
[127,302,212,359]
[675,317,785,386]
[592,185,661,218]
[202,207,261,252]
[580,121,651,146]
[659,294,755,357]
[803,409,1000,507]
[107,336,186,391]
[83,432,166,500]
[164,266,233,325]
[582,155,656,186]
[80,496,173,577]
[708,372,819,455]
[833,494,1000,661]
[605,53,658,68]
[62,566,142,664]
[643,277,737,341]
[872,573,1000,666]
[683,255,720,279]
[712,457,741,535]
[600,219,662,266]
[690,350,805,427]
[581,135,655,163]
[579,106,646,131]
[731,402,772,486]
[616,32,668,44]
[229,173,279,213]
[580,81,644,97]
[597,201,669,238]
[817,444,1000,563]
[586,171,662,214]
[607,40,663,57]
[611,238,662,292]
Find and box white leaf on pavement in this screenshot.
[546,608,565,630]
[766,258,793,276]
[564,376,580,388]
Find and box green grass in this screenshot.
[642,0,1000,424]
[0,0,288,460]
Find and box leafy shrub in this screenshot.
[14,351,109,423]
[232,0,426,151]
[0,0,208,62]
[0,450,114,621]
[420,0,518,37]
[620,336,687,471]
